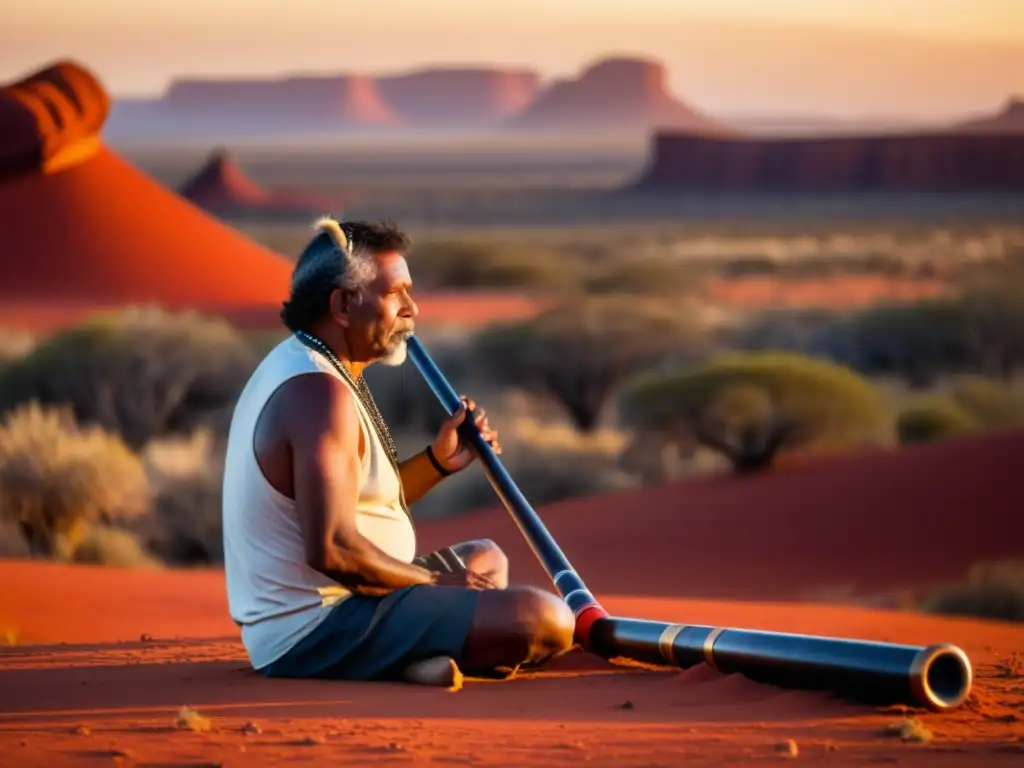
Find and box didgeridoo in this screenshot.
[404,335,973,712]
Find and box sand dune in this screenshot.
[1,429,1022,765]
[418,427,1024,601]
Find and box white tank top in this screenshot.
[221,335,417,670]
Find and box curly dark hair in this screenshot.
[280,218,412,332]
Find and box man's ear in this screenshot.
[329,288,350,327]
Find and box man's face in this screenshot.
[343,250,417,364]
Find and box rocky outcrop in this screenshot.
[633,130,1024,192]
[503,57,734,134]
[0,60,294,323]
[957,97,1024,133]
[375,67,540,127]
[0,60,109,180]
[178,149,337,219]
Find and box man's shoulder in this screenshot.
[273,370,361,430]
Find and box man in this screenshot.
[222,217,575,688]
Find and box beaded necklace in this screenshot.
[293,329,412,523]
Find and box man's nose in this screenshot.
[405,294,419,319]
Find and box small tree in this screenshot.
[618,352,895,474]
[0,307,258,450]
[0,403,151,559]
[472,294,706,432]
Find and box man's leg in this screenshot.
[405,583,575,684]
[413,538,510,589]
[456,585,574,674]
[450,539,509,589]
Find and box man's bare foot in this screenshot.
[402,656,464,691]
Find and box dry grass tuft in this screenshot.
[174,706,212,733]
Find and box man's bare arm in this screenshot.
[398,449,446,506]
[287,373,436,593]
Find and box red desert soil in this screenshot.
[1,430,1022,766]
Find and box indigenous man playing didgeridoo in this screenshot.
[221,217,575,687]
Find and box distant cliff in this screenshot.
[107,67,544,138]
[633,130,1024,193]
[503,57,733,134]
[375,68,540,126]
[104,57,737,139]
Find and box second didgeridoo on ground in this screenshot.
[403,335,974,712]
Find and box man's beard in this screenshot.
[380,333,410,367]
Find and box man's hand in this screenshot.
[432,569,502,590]
[430,395,501,475]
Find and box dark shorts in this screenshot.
[258,547,477,681]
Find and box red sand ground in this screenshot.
[1,429,1022,766]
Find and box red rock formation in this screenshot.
[504,57,734,134]
[375,67,541,127]
[163,74,401,128]
[0,60,110,180]
[957,97,1024,133]
[0,60,295,328]
[178,148,337,219]
[634,129,1024,192]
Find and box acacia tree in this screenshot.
[618,352,896,474]
[471,294,706,432]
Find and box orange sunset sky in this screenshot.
[2,0,1022,119]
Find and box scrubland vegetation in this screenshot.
[2,220,1022,619]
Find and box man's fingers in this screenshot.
[450,402,467,425]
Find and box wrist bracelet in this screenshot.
[425,444,452,477]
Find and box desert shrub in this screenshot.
[947,376,1024,428]
[918,559,1024,622]
[618,352,895,474]
[408,238,574,292]
[0,518,30,558]
[136,429,225,566]
[0,308,258,450]
[471,294,707,432]
[72,526,163,569]
[896,395,978,444]
[580,258,701,298]
[145,472,224,565]
[0,403,151,559]
[810,290,1024,388]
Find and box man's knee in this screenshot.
[455,538,509,586]
[500,586,575,658]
